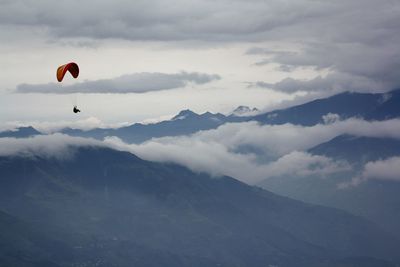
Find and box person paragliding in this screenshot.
[73,106,81,113]
[56,62,81,113]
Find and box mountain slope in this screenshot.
[365,89,400,120]
[309,134,400,164]
[260,135,400,238]
[0,147,399,267]
[252,91,382,126]
[309,135,400,236]
[0,210,69,267]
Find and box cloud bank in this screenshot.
[105,136,349,184]
[104,117,400,184]
[15,71,220,94]
[3,117,400,185]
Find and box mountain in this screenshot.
[231,106,259,116]
[0,209,71,267]
[171,109,200,120]
[251,89,400,126]
[365,89,400,120]
[309,135,400,237]
[2,89,399,144]
[0,126,41,138]
[59,89,400,143]
[4,89,397,144]
[310,134,400,164]
[260,135,400,238]
[61,110,243,143]
[0,147,399,266]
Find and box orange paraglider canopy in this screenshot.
[57,62,79,82]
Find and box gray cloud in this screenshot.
[0,0,335,42]
[251,40,400,94]
[15,72,220,94]
[1,1,396,47]
[244,1,400,94]
[253,73,384,94]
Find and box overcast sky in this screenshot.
[1,0,399,125]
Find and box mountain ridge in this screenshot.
[2,89,400,143]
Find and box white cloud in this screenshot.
[341,157,400,188]
[0,134,105,160]
[3,117,400,185]
[266,151,350,178]
[105,136,349,184]
[103,117,400,184]
[0,123,352,185]
[322,113,341,124]
[363,157,400,181]
[182,119,400,157]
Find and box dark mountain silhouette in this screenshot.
[62,110,241,143]
[310,134,400,164]
[252,90,400,126]
[0,147,399,267]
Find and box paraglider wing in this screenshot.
[57,62,79,82]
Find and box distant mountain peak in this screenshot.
[232,106,259,116]
[172,109,198,120]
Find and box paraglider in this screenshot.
[56,62,81,113]
[57,62,79,82]
[73,106,81,113]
